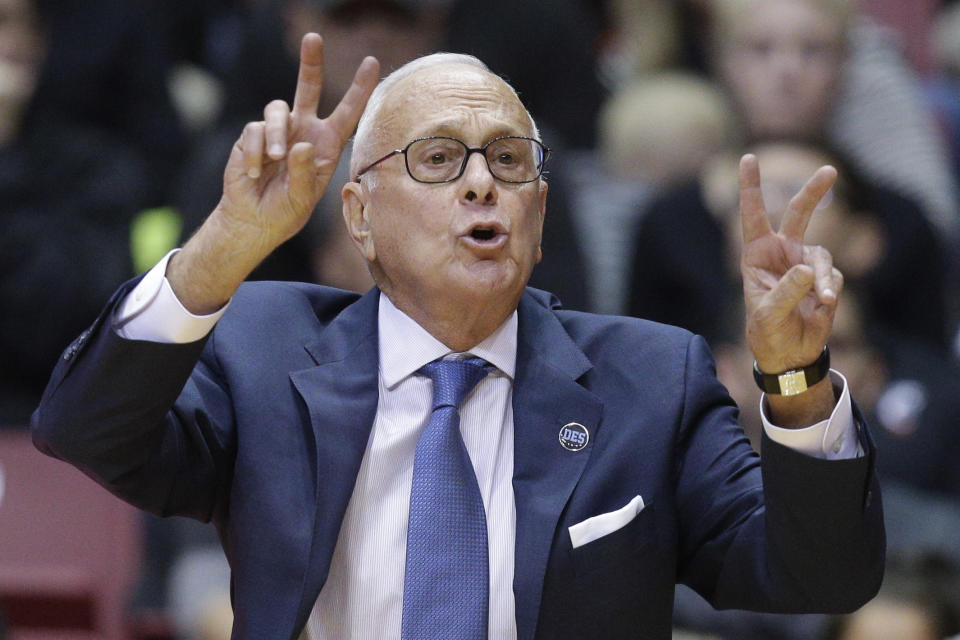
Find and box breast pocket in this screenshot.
[568,502,674,639]
[571,500,655,576]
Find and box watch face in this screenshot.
[753,347,829,395]
[778,370,809,396]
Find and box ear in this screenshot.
[342,181,377,262]
[535,180,548,264]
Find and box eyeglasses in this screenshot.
[355,136,550,184]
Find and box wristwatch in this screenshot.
[752,346,830,396]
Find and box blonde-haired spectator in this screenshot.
[599,73,736,189]
[708,0,959,235]
[566,72,735,313]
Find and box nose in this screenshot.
[771,46,804,81]
[459,150,497,205]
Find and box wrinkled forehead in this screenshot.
[376,63,536,145]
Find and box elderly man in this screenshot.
[32,34,883,639]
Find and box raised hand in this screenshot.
[218,32,380,255]
[167,34,379,314]
[738,153,842,413]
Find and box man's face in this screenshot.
[347,64,547,318]
[717,0,845,138]
[0,0,45,113]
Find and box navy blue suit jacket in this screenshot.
[32,282,884,639]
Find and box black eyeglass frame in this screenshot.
[354,135,551,184]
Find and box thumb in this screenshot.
[765,264,815,318]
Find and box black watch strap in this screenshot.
[752,346,830,396]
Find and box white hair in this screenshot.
[350,52,541,179]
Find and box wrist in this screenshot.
[167,212,266,314]
[764,374,838,429]
[753,346,830,396]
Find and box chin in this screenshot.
[458,263,528,300]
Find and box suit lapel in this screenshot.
[282,287,601,638]
[288,288,381,633]
[512,292,602,640]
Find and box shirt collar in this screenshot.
[378,292,517,388]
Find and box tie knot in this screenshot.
[419,357,491,409]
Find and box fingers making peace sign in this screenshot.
[166,34,379,314]
[218,33,380,257]
[738,153,843,378]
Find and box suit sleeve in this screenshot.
[674,335,884,613]
[30,278,237,523]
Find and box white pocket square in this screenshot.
[568,495,645,549]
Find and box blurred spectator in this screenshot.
[926,2,960,356]
[596,0,686,83]
[148,0,247,82]
[711,0,849,141]
[883,483,960,583]
[601,73,734,191]
[866,331,960,500]
[595,0,715,81]
[31,0,186,203]
[0,0,149,426]
[708,0,960,237]
[926,2,960,198]
[821,553,960,640]
[628,140,949,349]
[443,0,606,149]
[563,72,734,313]
[596,0,959,235]
[858,0,941,75]
[167,540,234,639]
[829,14,960,239]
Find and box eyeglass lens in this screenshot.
[405,137,544,183]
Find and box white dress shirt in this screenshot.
[305,294,519,638]
[114,250,860,639]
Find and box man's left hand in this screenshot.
[738,154,843,425]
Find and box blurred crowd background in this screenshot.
[3,0,960,637]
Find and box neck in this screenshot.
[383,286,520,352]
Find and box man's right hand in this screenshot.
[167,33,380,314]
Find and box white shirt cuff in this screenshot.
[115,249,229,343]
[761,370,861,460]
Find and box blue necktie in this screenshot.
[401,357,492,640]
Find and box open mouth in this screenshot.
[470,227,497,241]
[462,222,507,251]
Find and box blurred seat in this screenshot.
[0,431,142,640]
